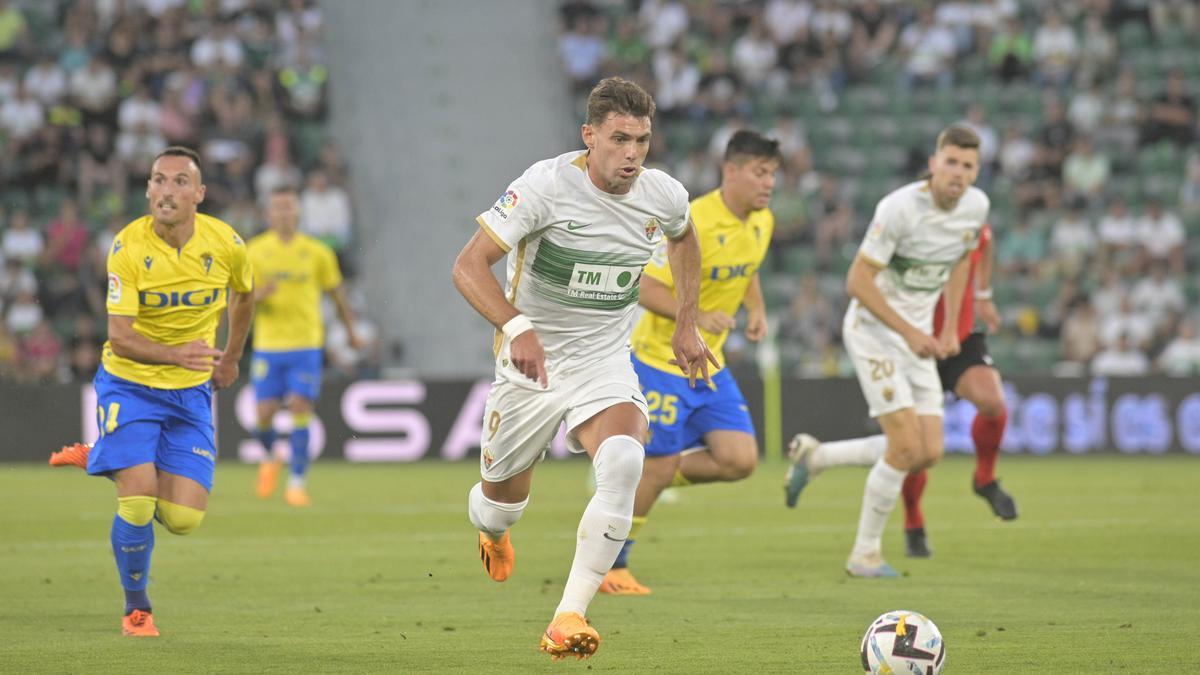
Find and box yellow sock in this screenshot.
[628,516,648,540]
[669,470,692,488]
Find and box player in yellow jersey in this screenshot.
[49,147,255,636]
[247,185,361,506]
[600,130,781,595]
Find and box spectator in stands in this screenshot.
[1032,8,1078,88]
[5,287,42,335]
[674,149,718,197]
[1141,69,1195,147]
[1,209,43,265]
[1077,13,1116,84]
[1100,293,1155,350]
[811,174,854,271]
[0,83,43,151]
[1037,95,1073,182]
[1060,295,1101,366]
[42,200,89,274]
[1050,201,1096,273]
[1091,332,1150,376]
[652,46,701,117]
[777,273,836,376]
[23,54,67,107]
[69,57,118,127]
[19,319,63,383]
[78,124,127,206]
[987,15,1032,83]
[897,4,956,90]
[1149,0,1198,39]
[996,218,1047,277]
[1157,319,1200,375]
[847,0,898,76]
[1091,267,1128,318]
[301,169,352,251]
[191,21,245,70]
[1068,77,1105,137]
[1062,136,1110,207]
[0,0,29,61]
[1131,262,1187,328]
[608,16,649,73]
[0,255,36,307]
[731,13,777,89]
[559,11,607,92]
[962,104,999,185]
[1136,197,1186,273]
[1097,198,1139,268]
[1098,67,1142,155]
[639,0,689,51]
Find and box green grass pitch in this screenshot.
[1,455,1196,672]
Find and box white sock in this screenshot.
[555,434,643,617]
[810,435,887,473]
[851,457,906,559]
[467,482,527,540]
[287,474,306,490]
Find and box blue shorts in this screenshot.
[251,349,324,402]
[88,366,217,491]
[632,355,755,458]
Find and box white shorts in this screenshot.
[478,353,649,482]
[842,309,944,418]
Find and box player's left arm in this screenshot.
[213,238,255,390]
[742,273,767,342]
[974,228,1001,333]
[666,219,719,386]
[938,253,972,359]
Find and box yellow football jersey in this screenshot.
[247,230,342,351]
[632,189,774,373]
[103,213,254,389]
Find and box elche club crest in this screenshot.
[644,217,659,241]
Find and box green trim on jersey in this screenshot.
[886,254,957,292]
[528,238,645,310]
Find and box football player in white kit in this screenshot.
[451,77,716,660]
[791,124,988,578]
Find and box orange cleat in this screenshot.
[122,609,159,637]
[598,567,652,595]
[539,612,599,661]
[478,531,514,582]
[284,486,311,507]
[256,461,281,499]
[49,443,91,469]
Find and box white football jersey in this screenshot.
[477,150,690,375]
[848,180,989,331]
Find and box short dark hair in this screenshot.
[586,77,656,126]
[724,130,783,164]
[153,146,203,177]
[935,124,981,152]
[270,184,300,197]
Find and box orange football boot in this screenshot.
[49,442,91,469]
[122,609,159,637]
[256,460,282,499]
[539,612,600,660]
[284,486,311,507]
[478,531,514,582]
[598,567,651,595]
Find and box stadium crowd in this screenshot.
[0,0,380,384]
[558,0,1200,378]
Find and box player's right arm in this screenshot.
[849,202,940,358]
[105,237,221,371]
[452,229,546,387]
[108,316,223,371]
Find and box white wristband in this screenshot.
[502,314,533,340]
[975,288,993,300]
